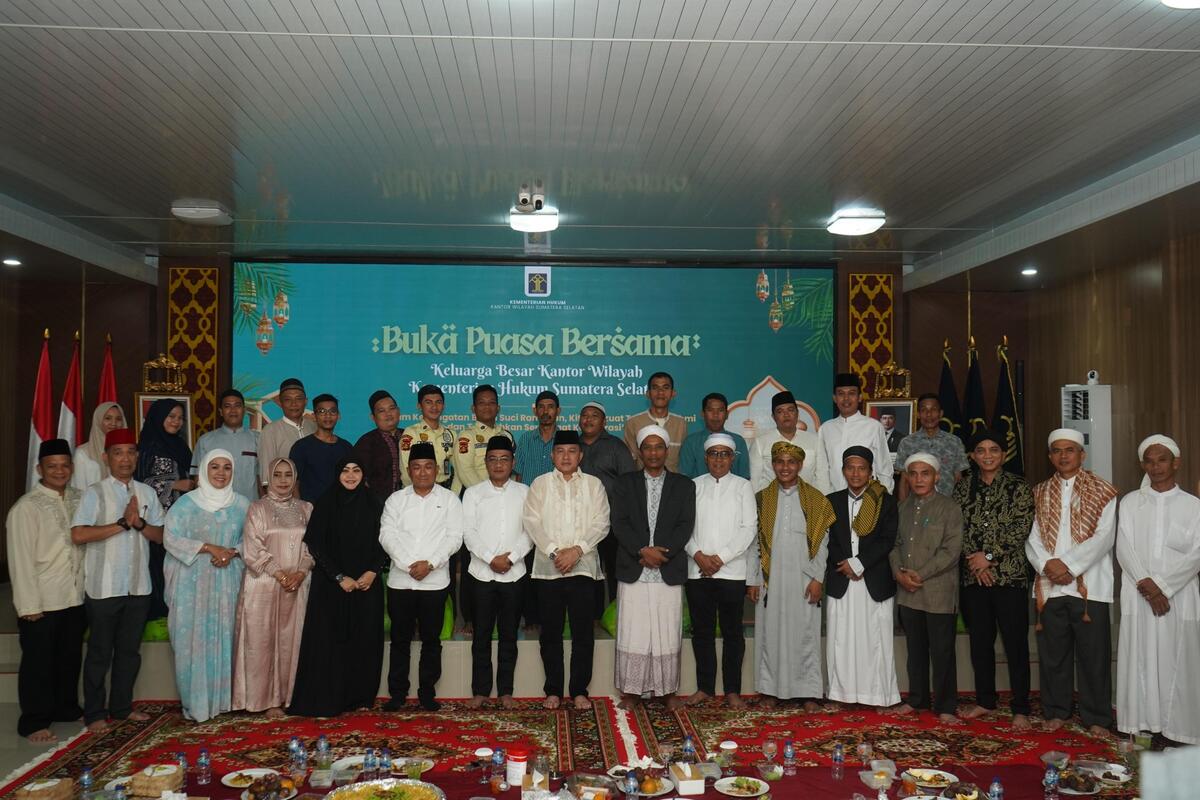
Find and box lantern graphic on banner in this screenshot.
[272,291,290,327]
[755,270,769,301]
[781,270,796,312]
[768,270,784,331]
[256,313,275,355]
[239,276,258,316]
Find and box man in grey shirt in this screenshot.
[896,393,969,499]
[191,389,259,502]
[578,401,636,616]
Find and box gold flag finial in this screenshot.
[1001,334,1008,348]
[943,338,950,351]
[106,333,112,344]
[968,335,976,350]
[74,330,80,341]
[43,328,49,339]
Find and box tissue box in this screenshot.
[522,772,550,793]
[669,763,705,795]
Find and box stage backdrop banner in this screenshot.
[231,263,834,442]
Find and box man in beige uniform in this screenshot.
[401,384,458,491]
[258,377,316,490]
[622,372,687,472]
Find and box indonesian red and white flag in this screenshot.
[27,332,55,491]
[57,333,84,451]
[97,335,117,405]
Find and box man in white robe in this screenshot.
[1116,434,1200,745]
[824,446,901,709]
[747,441,835,710]
[819,373,894,492]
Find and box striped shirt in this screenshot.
[71,476,166,599]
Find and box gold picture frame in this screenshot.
[865,398,916,454]
[133,393,195,450]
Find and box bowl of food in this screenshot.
[941,781,981,800]
[1057,769,1099,794]
[325,778,445,800]
[1040,751,1070,770]
[755,761,784,781]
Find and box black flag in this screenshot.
[937,341,965,440]
[992,338,1024,474]
[963,340,988,441]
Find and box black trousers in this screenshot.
[386,587,446,702]
[17,605,85,736]
[471,579,523,697]
[537,576,594,698]
[148,542,168,620]
[899,605,958,715]
[1037,595,1112,727]
[961,584,1031,715]
[448,545,477,625]
[685,578,746,695]
[521,552,541,626]
[593,533,619,619]
[83,594,150,724]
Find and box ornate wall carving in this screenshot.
[847,272,895,398]
[166,267,219,441]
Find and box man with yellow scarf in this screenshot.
[746,441,835,711]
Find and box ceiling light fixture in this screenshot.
[3,257,21,267]
[1021,266,1038,276]
[1162,0,1200,9]
[510,206,559,233]
[170,199,232,226]
[826,207,886,236]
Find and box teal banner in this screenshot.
[231,263,833,440]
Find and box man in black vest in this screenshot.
[824,445,902,710]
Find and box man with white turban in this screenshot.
[890,452,963,723]
[610,425,696,710]
[1116,435,1200,745]
[1024,428,1118,736]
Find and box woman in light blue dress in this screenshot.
[163,448,249,721]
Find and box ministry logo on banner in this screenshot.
[525,266,552,297]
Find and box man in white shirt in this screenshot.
[1025,428,1118,736]
[521,430,611,710]
[6,439,84,742]
[379,442,464,712]
[818,373,893,492]
[750,390,827,493]
[258,378,315,489]
[1116,435,1200,746]
[685,433,757,708]
[70,428,166,732]
[463,436,531,709]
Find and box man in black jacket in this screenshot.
[825,445,902,710]
[610,424,696,710]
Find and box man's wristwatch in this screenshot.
[984,552,995,562]
[115,518,131,530]
[132,517,147,532]
[335,573,346,582]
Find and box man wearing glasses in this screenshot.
[289,393,352,502]
[462,437,531,709]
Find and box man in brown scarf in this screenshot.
[1024,428,1117,736]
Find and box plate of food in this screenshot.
[906,769,958,789]
[1073,761,1132,785]
[606,762,663,779]
[940,781,982,800]
[1057,769,1101,796]
[714,776,770,797]
[390,759,435,776]
[325,778,445,800]
[223,770,280,789]
[240,774,298,800]
[103,777,133,792]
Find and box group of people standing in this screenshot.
[6,373,1198,751]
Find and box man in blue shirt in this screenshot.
[289,393,353,502]
[679,393,751,480]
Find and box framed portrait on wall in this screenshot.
[133,393,195,449]
[865,398,916,454]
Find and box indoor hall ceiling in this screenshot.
[3,0,1200,266]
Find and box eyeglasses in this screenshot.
[705,450,735,459]
[314,408,339,416]
[484,456,513,464]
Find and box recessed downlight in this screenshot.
[827,207,886,236]
[1021,266,1038,276]
[3,258,21,267]
[1162,0,1200,9]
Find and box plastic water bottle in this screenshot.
[176,752,189,774]
[682,736,696,764]
[379,749,393,775]
[291,746,308,782]
[113,785,127,800]
[623,773,639,797]
[783,740,796,776]
[288,737,302,757]
[196,748,212,785]
[1043,766,1059,800]
[491,748,505,777]
[316,735,331,770]
[988,777,1004,800]
[363,748,377,780]
[832,743,845,780]
[79,768,94,800]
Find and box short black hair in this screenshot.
[647,371,675,389]
[417,384,444,402]
[917,392,940,406]
[701,392,728,410]
[535,390,560,406]
[473,384,498,403]
[218,388,244,405]
[312,393,338,407]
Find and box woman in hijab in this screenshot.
[73,402,126,490]
[288,458,387,717]
[162,449,249,722]
[136,398,194,620]
[232,458,314,718]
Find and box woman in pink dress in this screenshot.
[232,458,314,717]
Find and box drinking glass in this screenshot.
[658,743,676,767]
[762,740,778,763]
[856,742,874,767]
[474,748,493,784]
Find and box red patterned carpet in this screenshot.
[0,698,630,798]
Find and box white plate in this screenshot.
[904,769,959,789]
[1060,787,1101,796]
[330,756,433,775]
[222,769,280,789]
[392,758,435,775]
[713,776,770,797]
[104,777,133,792]
[241,789,298,800]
